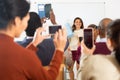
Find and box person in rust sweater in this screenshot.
[0,0,67,80]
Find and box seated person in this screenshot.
[78,18,112,56]
[17,12,69,66]
[94,18,112,55]
[87,24,99,42]
[77,19,120,80]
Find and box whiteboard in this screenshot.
[52,2,105,27]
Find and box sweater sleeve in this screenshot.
[41,50,64,80]
[23,49,63,80]
[26,43,38,52]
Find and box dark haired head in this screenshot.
[88,24,97,29]
[88,24,99,41]
[26,12,42,36]
[106,19,120,64]
[0,0,30,29]
[72,17,84,32]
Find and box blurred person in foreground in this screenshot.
[0,0,67,80]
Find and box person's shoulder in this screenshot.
[94,42,110,54]
[94,42,107,50]
[38,38,54,46]
[88,54,119,69]
[16,38,32,47]
[81,54,120,80]
[95,42,106,45]
[87,55,106,63]
[43,38,53,42]
[37,38,54,50]
[14,42,37,58]
[88,54,112,62]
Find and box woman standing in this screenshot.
[68,17,84,80]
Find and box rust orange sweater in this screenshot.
[0,34,63,80]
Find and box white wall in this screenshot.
[30,0,105,3]
[29,0,106,26]
[29,0,120,26]
[105,0,120,19]
[52,2,105,26]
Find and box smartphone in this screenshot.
[38,4,51,18]
[45,4,51,18]
[38,4,45,18]
[49,25,62,34]
[84,29,93,49]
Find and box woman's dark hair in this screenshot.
[0,0,30,29]
[107,19,120,64]
[72,17,84,32]
[26,12,42,36]
[88,24,97,29]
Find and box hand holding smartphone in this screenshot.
[38,3,51,18]
[84,29,93,49]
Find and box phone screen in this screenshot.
[84,29,93,49]
[38,4,45,18]
[45,4,51,18]
[49,25,62,34]
[38,4,51,18]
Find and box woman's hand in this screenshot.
[53,28,67,52]
[81,40,96,55]
[32,27,49,47]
